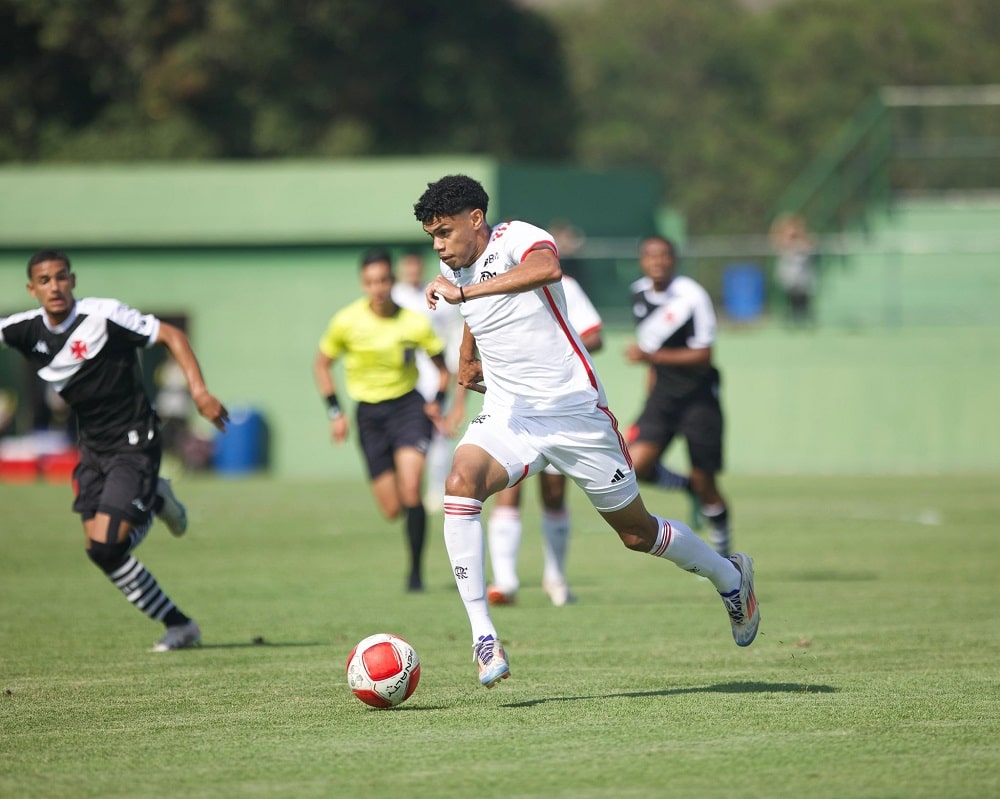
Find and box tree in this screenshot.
[0,0,577,161]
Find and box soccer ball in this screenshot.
[346,633,421,708]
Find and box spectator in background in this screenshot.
[770,213,818,326]
[314,248,450,592]
[391,249,467,511]
[625,236,732,558]
[0,249,229,652]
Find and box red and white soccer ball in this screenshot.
[346,633,421,708]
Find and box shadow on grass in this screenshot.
[503,681,837,708]
[196,639,327,650]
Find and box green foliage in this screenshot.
[549,0,1000,232]
[1,474,998,798]
[2,0,999,232]
[0,0,575,161]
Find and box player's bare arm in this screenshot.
[625,343,713,368]
[157,322,229,431]
[465,247,562,302]
[457,323,486,394]
[313,349,349,443]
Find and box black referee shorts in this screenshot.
[356,390,433,479]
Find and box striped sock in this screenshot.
[647,515,739,593]
[108,556,188,626]
[443,495,497,643]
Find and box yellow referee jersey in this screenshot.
[318,298,445,404]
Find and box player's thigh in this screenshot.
[539,406,639,513]
[357,403,395,479]
[630,394,678,452]
[680,400,724,473]
[457,412,547,491]
[97,449,160,523]
[385,392,434,457]
[538,469,567,510]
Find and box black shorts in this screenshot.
[630,385,724,474]
[72,444,161,524]
[356,391,433,479]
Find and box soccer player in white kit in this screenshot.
[414,175,759,688]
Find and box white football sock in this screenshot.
[487,505,522,594]
[648,514,740,593]
[443,496,497,643]
[541,508,570,584]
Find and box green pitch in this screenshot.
[1,473,997,798]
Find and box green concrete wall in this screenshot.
[4,243,994,477]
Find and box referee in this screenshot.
[313,248,450,592]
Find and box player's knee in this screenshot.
[444,470,479,499]
[86,538,131,574]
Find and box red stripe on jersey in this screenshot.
[597,404,633,469]
[520,240,558,260]
[541,285,599,391]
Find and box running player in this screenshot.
[0,250,229,652]
[414,175,759,689]
[625,236,732,556]
[314,247,450,592]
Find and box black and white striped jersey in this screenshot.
[630,275,720,400]
[0,298,162,452]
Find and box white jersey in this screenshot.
[561,274,603,340]
[392,281,463,401]
[439,220,606,416]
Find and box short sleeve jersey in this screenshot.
[0,298,161,451]
[439,220,607,415]
[630,274,720,400]
[318,298,445,404]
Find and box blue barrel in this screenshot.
[722,262,765,322]
[213,407,267,476]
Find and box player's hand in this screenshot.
[330,415,349,444]
[624,343,648,364]
[425,275,463,309]
[193,390,229,432]
[457,358,486,394]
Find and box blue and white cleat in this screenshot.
[473,635,510,688]
[720,552,760,647]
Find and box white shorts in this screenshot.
[459,404,639,512]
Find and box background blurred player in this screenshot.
[314,248,450,592]
[625,235,732,556]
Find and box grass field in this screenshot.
[1,473,998,798]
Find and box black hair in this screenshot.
[27,249,71,279]
[413,175,490,224]
[639,235,677,258]
[360,247,393,269]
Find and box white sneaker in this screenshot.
[473,635,510,688]
[152,620,201,652]
[542,578,574,607]
[156,477,188,536]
